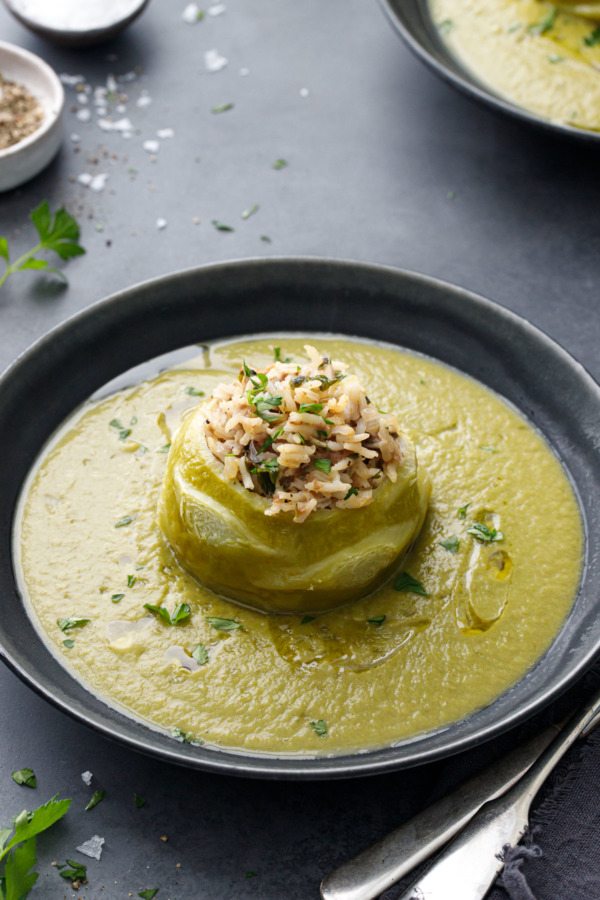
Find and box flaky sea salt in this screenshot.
[136,93,152,108]
[299,87,309,97]
[156,128,174,138]
[143,139,160,153]
[204,49,228,73]
[81,770,93,785]
[156,218,167,230]
[97,117,133,134]
[76,108,91,122]
[207,3,226,15]
[76,836,105,860]
[77,93,88,105]
[182,3,200,23]
[60,73,85,86]
[239,67,249,76]
[70,133,81,143]
[77,173,108,191]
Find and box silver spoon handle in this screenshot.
[320,725,558,900]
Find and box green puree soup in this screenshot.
[16,336,583,755]
[430,0,600,131]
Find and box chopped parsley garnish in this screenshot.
[258,427,283,453]
[438,18,453,33]
[127,574,136,588]
[321,416,334,425]
[138,891,159,900]
[298,402,323,414]
[170,727,202,745]
[57,617,90,633]
[290,375,307,387]
[440,536,460,554]
[367,615,386,626]
[479,445,496,453]
[394,572,429,596]
[300,615,315,624]
[109,418,132,440]
[260,235,272,243]
[584,25,600,46]
[272,158,288,169]
[144,603,191,625]
[246,871,258,878]
[466,521,504,543]
[251,392,283,422]
[313,458,332,473]
[111,593,124,603]
[58,859,87,882]
[206,616,243,632]
[212,220,234,232]
[317,429,328,439]
[273,346,291,363]
[63,639,74,648]
[11,769,36,789]
[184,386,205,397]
[548,54,564,62]
[192,643,209,665]
[134,794,146,808]
[157,443,171,453]
[85,789,105,811]
[315,373,346,391]
[344,487,359,500]
[457,503,470,520]
[211,102,234,113]
[528,5,556,35]
[115,515,133,528]
[310,719,327,737]
[242,204,259,220]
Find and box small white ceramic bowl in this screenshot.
[0,40,64,192]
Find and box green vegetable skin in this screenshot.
[159,406,431,613]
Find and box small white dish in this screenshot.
[0,40,64,192]
[2,0,151,48]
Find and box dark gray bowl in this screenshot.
[1,258,600,779]
[379,0,600,144]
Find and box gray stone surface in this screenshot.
[1,1,600,898]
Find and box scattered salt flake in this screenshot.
[81,771,93,786]
[94,86,107,104]
[106,74,118,94]
[143,139,160,153]
[77,93,89,105]
[156,128,174,138]
[97,117,134,135]
[60,73,85,86]
[204,48,228,72]
[76,108,91,122]
[77,835,105,860]
[70,133,81,143]
[136,93,152,108]
[207,3,226,15]
[239,67,250,76]
[156,218,167,230]
[117,71,138,84]
[77,173,93,187]
[182,3,201,22]
[116,103,127,114]
[96,107,108,117]
[90,173,109,192]
[299,87,309,97]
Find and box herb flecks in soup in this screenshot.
[430,0,600,131]
[16,338,583,755]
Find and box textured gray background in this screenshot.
[1,1,600,898]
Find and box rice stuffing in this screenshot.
[202,345,407,522]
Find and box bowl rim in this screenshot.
[2,256,600,779]
[0,39,64,159]
[378,0,600,144]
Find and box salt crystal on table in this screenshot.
[90,174,108,192]
[208,3,226,15]
[156,218,167,230]
[118,71,137,83]
[239,67,249,76]
[76,108,91,122]
[143,139,160,153]
[60,74,85,86]
[300,87,309,97]
[77,94,88,105]
[116,104,127,113]
[77,173,93,186]
[136,94,152,108]
[70,133,81,143]
[98,117,133,135]
[81,770,93,785]
[204,49,228,72]
[157,128,174,138]
[77,836,105,860]
[106,74,118,94]
[182,3,200,23]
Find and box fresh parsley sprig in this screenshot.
[0,202,85,293]
[0,795,71,900]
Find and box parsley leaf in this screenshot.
[457,503,470,520]
[272,158,288,169]
[300,615,315,624]
[273,346,291,362]
[115,515,133,528]
[367,615,386,626]
[57,617,89,633]
[440,536,460,554]
[298,402,323,414]
[11,770,36,789]
[211,102,234,113]
[0,201,85,293]
[191,643,209,665]
[251,392,283,422]
[138,890,159,899]
[212,220,234,232]
[242,204,259,220]
[466,522,504,543]
[3,837,38,898]
[206,617,242,632]
[109,418,132,440]
[394,572,429,596]
[344,487,358,500]
[85,790,105,811]
[528,5,556,35]
[127,574,136,588]
[184,386,204,397]
[111,593,124,603]
[144,603,191,626]
[313,458,332,473]
[310,720,327,737]
[57,859,87,882]
[134,794,146,808]
[63,639,74,648]
[0,794,71,897]
[258,427,283,454]
[584,25,600,46]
